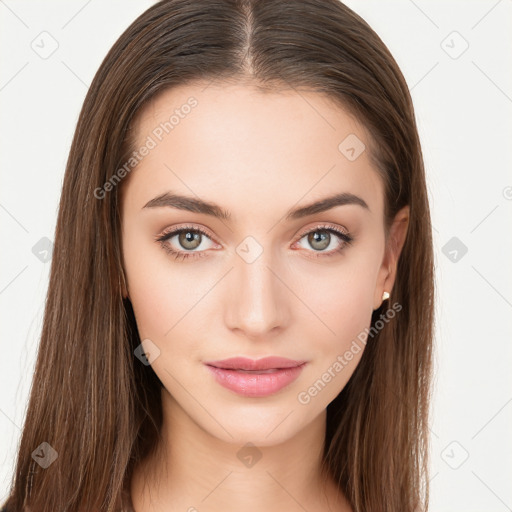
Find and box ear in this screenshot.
[373,205,409,310]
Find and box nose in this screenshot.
[224,248,289,340]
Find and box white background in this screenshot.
[1,1,511,510]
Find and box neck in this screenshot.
[130,387,350,512]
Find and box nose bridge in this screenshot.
[226,240,288,337]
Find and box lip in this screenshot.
[205,356,306,371]
[204,357,307,397]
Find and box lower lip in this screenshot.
[205,363,306,397]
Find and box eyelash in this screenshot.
[155,223,354,262]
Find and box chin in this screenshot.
[200,401,319,447]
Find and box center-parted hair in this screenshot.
[3,1,435,511]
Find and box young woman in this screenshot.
[2,1,435,511]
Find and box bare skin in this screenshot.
[120,82,409,512]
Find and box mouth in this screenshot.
[204,356,307,371]
[222,368,283,374]
[203,356,307,397]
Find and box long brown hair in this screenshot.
[3,1,435,510]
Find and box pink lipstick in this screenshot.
[204,356,307,397]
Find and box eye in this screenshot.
[293,223,353,258]
[155,225,218,261]
[155,223,354,262]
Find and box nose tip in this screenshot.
[224,257,288,339]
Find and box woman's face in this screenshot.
[120,82,407,446]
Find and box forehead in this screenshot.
[122,82,384,222]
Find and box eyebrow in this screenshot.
[142,190,369,220]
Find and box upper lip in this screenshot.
[205,356,307,371]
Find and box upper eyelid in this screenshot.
[295,223,349,238]
[158,224,217,243]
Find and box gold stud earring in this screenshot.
[382,291,390,301]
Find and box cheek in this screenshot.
[296,260,376,378]
[123,229,177,339]
[293,275,375,410]
[123,233,216,360]
[299,258,376,335]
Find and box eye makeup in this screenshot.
[154,222,354,262]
